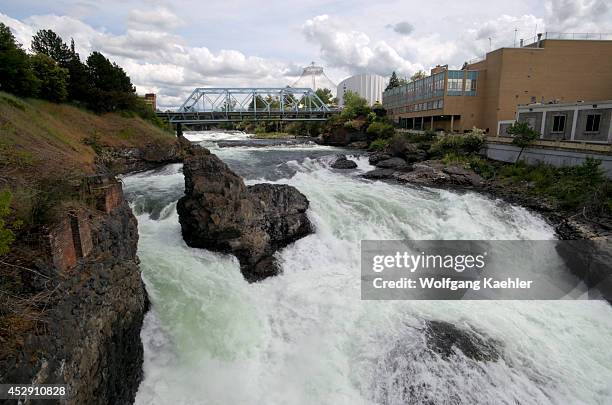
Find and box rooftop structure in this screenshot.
[291,62,337,96]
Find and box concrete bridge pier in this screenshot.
[176,122,183,137]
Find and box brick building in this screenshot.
[383,33,612,138]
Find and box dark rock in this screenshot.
[177,144,313,281]
[372,319,501,405]
[368,152,392,165]
[347,141,368,149]
[331,155,358,169]
[375,157,410,170]
[425,320,501,362]
[319,128,367,146]
[392,161,483,187]
[362,168,397,180]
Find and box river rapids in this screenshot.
[121,131,612,405]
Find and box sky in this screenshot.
[1,0,611,109]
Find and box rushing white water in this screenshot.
[123,131,612,405]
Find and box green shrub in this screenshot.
[369,138,389,151]
[340,90,370,119]
[366,121,395,139]
[432,128,485,155]
[498,158,611,213]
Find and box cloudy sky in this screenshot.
[1,0,610,108]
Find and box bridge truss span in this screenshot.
[158,87,339,125]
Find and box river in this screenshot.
[122,131,612,405]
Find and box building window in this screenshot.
[552,115,566,133]
[585,114,601,132]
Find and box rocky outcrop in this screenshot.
[177,144,313,281]
[368,152,392,165]
[374,157,411,171]
[363,159,483,187]
[319,128,367,146]
[331,155,358,169]
[393,162,484,187]
[2,198,147,405]
[96,140,184,174]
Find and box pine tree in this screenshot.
[31,29,72,66]
[385,71,400,91]
[0,23,39,96]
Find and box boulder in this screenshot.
[331,155,358,169]
[176,144,313,281]
[368,152,392,165]
[375,157,410,170]
[362,168,397,180]
[391,162,483,187]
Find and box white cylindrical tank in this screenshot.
[336,73,386,106]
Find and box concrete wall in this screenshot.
[485,142,612,177]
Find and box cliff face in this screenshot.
[1,180,147,405]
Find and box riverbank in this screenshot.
[0,93,183,404]
[339,130,612,240]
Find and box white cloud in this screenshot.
[128,7,184,31]
[302,15,422,77]
[0,12,301,109]
[545,0,611,32]
[0,13,35,49]
[2,0,612,109]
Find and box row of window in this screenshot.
[388,99,444,115]
[447,70,478,96]
[526,113,602,133]
[552,113,602,133]
[383,72,446,108]
[382,70,479,109]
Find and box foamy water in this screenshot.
[122,131,612,405]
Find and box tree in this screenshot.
[31,29,72,66]
[86,51,136,112]
[87,51,134,93]
[30,53,69,102]
[386,71,400,90]
[410,70,427,81]
[0,23,39,97]
[341,90,370,119]
[507,121,540,163]
[64,40,92,102]
[315,88,334,105]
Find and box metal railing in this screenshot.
[465,32,612,66]
[523,32,612,46]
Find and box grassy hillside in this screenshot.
[0,91,177,231]
[0,91,175,176]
